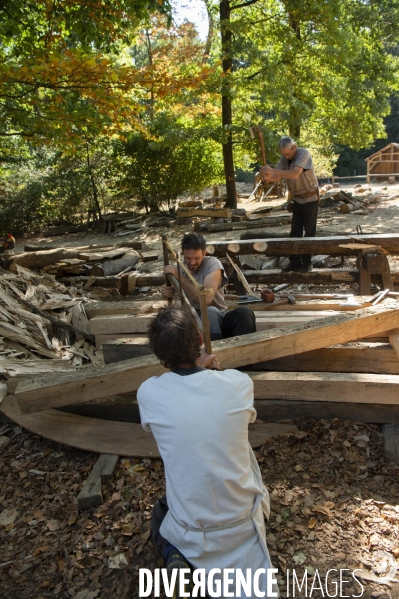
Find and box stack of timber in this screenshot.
[2,302,399,458]
[0,266,103,386]
[7,241,151,286]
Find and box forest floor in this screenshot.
[1,181,399,599]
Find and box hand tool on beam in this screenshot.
[260,295,296,309]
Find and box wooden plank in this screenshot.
[77,453,120,509]
[85,299,368,318]
[206,234,399,257]
[85,300,166,318]
[253,343,399,374]
[383,424,399,464]
[0,396,297,457]
[89,314,154,335]
[249,372,399,404]
[12,303,399,414]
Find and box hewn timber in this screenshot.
[59,269,399,288]
[0,396,296,457]
[253,400,399,423]
[206,234,399,257]
[12,303,399,414]
[249,372,399,404]
[84,298,372,318]
[253,342,399,374]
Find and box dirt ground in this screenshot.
[1,181,399,598]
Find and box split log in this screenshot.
[88,250,140,277]
[206,234,399,257]
[12,303,399,414]
[12,242,146,270]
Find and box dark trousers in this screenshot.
[151,495,170,558]
[206,306,256,341]
[222,306,256,338]
[289,200,319,266]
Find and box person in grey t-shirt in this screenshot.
[261,136,319,273]
[161,233,256,340]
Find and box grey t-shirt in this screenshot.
[276,147,318,204]
[181,255,229,312]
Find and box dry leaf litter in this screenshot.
[0,419,398,598]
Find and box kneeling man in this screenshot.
[137,307,277,598]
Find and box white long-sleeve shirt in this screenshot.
[138,368,277,599]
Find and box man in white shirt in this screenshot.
[137,307,277,599]
[261,136,319,273]
[161,233,256,340]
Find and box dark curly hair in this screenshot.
[148,307,201,370]
[181,233,206,252]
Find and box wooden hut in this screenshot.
[365,143,399,182]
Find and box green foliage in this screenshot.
[114,115,224,212]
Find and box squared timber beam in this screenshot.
[11,302,399,415]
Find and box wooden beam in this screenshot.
[249,372,399,404]
[61,269,399,288]
[12,303,399,414]
[176,207,232,218]
[77,454,119,509]
[206,234,399,257]
[254,400,399,423]
[253,342,399,374]
[245,269,399,286]
[89,314,154,335]
[0,396,296,458]
[85,298,372,318]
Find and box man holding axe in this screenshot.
[261,136,319,273]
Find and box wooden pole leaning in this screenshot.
[198,285,212,355]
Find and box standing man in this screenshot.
[261,136,319,273]
[160,233,256,341]
[137,307,277,598]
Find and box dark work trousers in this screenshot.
[289,200,319,267]
[151,495,170,558]
[204,306,256,341]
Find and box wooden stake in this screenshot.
[198,285,212,354]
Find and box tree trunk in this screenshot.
[220,0,237,209]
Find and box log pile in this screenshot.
[320,184,395,214]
